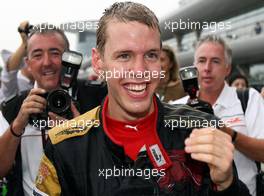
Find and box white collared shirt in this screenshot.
[171,83,264,196]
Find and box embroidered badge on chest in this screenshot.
[149,144,166,167]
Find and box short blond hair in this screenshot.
[96,1,160,54]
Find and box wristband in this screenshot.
[232,130,238,143]
[10,122,24,138]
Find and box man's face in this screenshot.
[26,33,65,91]
[93,21,161,121]
[194,42,231,93]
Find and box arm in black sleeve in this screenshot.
[208,162,251,196]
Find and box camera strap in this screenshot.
[236,89,261,172]
[41,129,47,149]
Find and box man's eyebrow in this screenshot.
[147,49,160,53]
[113,50,131,54]
[112,48,160,56]
[112,50,132,57]
[197,56,221,60]
[49,48,62,53]
[211,57,222,61]
[31,48,62,53]
[31,49,43,54]
[145,48,159,52]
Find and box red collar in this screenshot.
[102,96,172,171]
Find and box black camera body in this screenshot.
[29,50,83,129]
[179,66,199,99]
[179,66,214,114]
[17,23,33,35]
[47,50,83,116]
[41,90,72,116]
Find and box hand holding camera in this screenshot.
[17,21,33,44]
[181,66,234,190]
[28,50,83,130]
[13,88,47,134]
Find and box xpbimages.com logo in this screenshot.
[98,68,166,81]
[33,21,98,33]
[31,117,100,130]
[98,166,165,180]
[164,19,231,33]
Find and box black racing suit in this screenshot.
[34,97,251,196]
[1,80,107,196]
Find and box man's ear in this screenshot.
[92,48,104,79]
[226,64,232,77]
[24,56,31,72]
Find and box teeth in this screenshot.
[43,70,55,76]
[126,83,146,91]
[124,83,147,96]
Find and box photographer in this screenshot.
[0,21,34,104]
[172,35,264,196]
[0,25,106,196]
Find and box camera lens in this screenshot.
[47,90,71,115]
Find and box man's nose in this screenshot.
[204,61,212,72]
[132,56,147,72]
[43,53,52,66]
[160,63,165,70]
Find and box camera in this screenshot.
[179,66,199,99]
[29,50,83,129]
[179,66,214,114]
[48,50,83,115]
[17,23,33,35]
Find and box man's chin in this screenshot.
[124,100,153,118]
[201,82,213,89]
[42,84,59,91]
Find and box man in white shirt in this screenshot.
[171,35,264,196]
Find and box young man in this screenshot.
[34,2,250,196]
[0,25,106,196]
[172,35,264,196]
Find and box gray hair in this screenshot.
[195,35,232,66]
